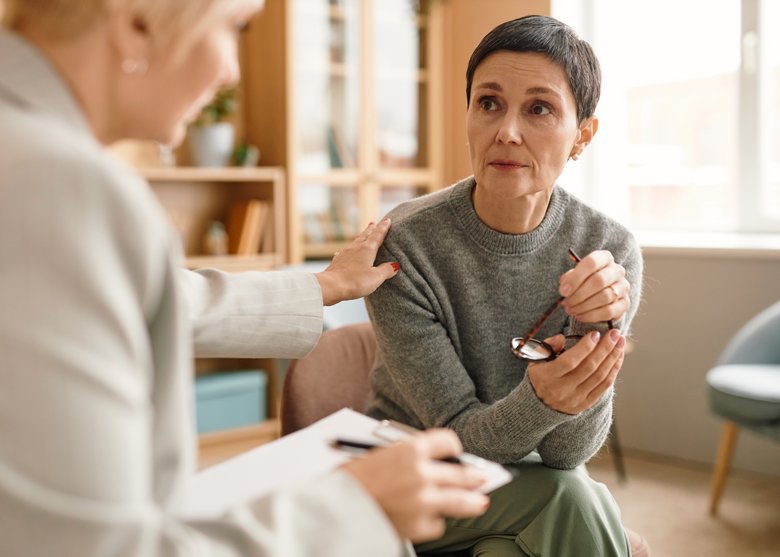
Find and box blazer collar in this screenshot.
[0,29,93,138]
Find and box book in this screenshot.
[227,199,269,255]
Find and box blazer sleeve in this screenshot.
[179,268,324,359]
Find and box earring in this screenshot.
[569,153,579,161]
[121,58,149,76]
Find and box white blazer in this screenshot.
[0,29,402,557]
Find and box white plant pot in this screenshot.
[188,123,235,167]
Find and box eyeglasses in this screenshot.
[511,248,614,362]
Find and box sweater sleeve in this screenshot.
[536,234,644,468]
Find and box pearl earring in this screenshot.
[121,58,148,76]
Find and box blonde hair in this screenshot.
[2,0,261,47]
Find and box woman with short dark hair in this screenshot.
[366,15,646,557]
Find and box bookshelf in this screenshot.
[242,0,444,262]
[141,166,287,271]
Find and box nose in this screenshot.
[495,113,522,145]
[221,47,242,89]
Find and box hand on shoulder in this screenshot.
[315,218,400,306]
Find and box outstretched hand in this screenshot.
[558,250,631,324]
[315,218,399,306]
[341,429,489,542]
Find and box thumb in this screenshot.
[377,261,400,280]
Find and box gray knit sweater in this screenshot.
[365,177,643,469]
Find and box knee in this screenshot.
[543,468,619,517]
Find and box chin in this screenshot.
[168,124,187,148]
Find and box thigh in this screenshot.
[415,453,628,557]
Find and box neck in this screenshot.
[472,185,553,234]
[19,23,119,144]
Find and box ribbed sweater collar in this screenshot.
[448,176,569,256]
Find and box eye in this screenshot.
[477,96,500,111]
[529,102,552,116]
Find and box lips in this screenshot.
[489,159,527,169]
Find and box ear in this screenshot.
[108,6,152,75]
[569,116,599,160]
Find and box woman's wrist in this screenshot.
[314,270,343,306]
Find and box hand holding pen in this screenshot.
[339,428,490,542]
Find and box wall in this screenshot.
[617,248,780,476]
[441,0,550,186]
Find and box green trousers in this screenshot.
[416,453,630,557]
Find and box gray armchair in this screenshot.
[706,300,780,515]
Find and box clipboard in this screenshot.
[179,408,513,520]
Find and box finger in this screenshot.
[424,459,488,490]
[363,217,391,245]
[547,329,602,374]
[576,332,625,391]
[559,250,615,297]
[561,259,625,309]
[376,261,400,280]
[574,293,630,324]
[542,333,566,353]
[565,271,630,320]
[413,429,463,461]
[425,487,490,520]
[581,348,624,411]
[354,220,377,242]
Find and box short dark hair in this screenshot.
[465,15,601,123]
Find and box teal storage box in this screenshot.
[195,370,267,434]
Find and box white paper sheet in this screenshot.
[179,408,513,520]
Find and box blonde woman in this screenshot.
[0,1,489,556]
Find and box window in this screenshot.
[553,0,780,234]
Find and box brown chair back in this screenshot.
[280,322,377,436]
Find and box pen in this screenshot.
[332,438,463,465]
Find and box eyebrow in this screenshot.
[473,82,563,100]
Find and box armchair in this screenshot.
[706,300,780,515]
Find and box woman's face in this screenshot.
[466,50,593,200]
[118,4,258,145]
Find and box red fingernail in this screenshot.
[391,262,400,273]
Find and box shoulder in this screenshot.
[559,187,638,248]
[382,177,474,243]
[0,108,167,237]
[384,183,457,226]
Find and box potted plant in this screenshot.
[188,87,237,167]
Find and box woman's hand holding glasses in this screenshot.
[558,250,631,325]
[526,328,626,415]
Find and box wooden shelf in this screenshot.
[304,241,351,259]
[139,166,284,183]
[142,166,289,265]
[185,253,281,273]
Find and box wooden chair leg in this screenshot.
[709,421,739,515]
[609,420,627,484]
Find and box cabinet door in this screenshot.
[372,0,433,171]
[293,0,362,173]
